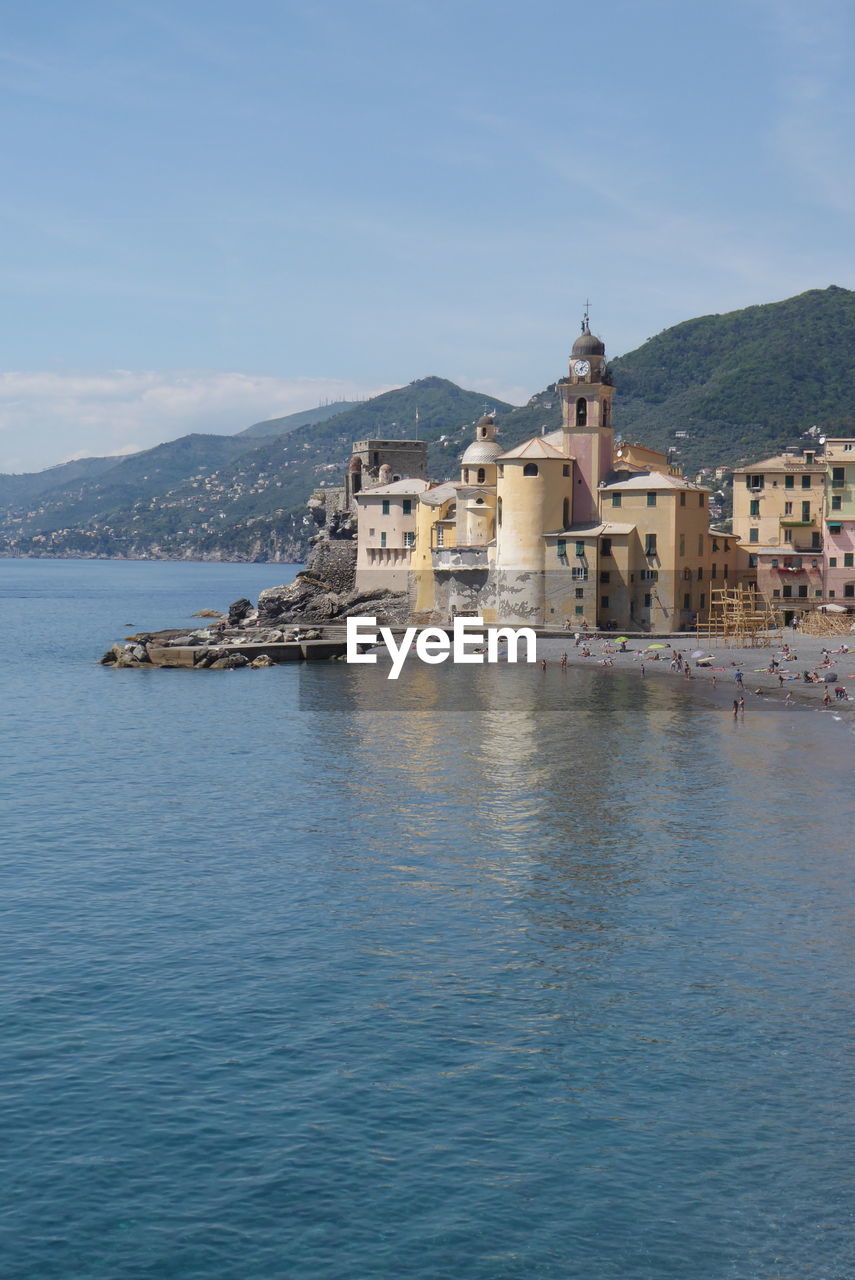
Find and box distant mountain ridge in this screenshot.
[236,400,360,440]
[3,287,854,561]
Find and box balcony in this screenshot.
[431,545,489,571]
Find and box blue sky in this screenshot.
[2,0,854,470]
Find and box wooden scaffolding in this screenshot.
[697,584,783,648]
[797,609,853,638]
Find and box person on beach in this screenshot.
[738,696,745,715]
[823,687,831,707]
[619,640,627,653]
[785,693,793,705]
[541,658,547,671]
[778,673,785,687]
[734,670,744,688]
[641,663,645,677]
[712,675,717,688]
[684,664,691,679]
[733,699,739,718]
[560,651,568,669]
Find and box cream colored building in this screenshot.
[358,316,735,632]
[355,478,431,592]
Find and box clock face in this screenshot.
[573,359,591,377]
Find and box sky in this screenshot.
[2,0,854,472]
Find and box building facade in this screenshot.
[359,317,741,632]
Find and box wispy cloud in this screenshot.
[0,370,393,474]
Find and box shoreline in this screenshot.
[536,628,855,726]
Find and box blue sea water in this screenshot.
[2,557,854,1280]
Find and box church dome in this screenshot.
[572,329,605,357]
[462,439,502,465]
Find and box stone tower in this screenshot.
[557,311,615,523]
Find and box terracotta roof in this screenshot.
[496,436,571,461]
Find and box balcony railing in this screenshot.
[431,546,489,571]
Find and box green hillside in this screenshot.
[608,285,855,473]
[0,378,513,560]
[236,399,360,440]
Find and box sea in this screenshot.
[2,557,854,1280]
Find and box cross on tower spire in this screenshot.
[581,300,591,334]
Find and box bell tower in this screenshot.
[558,307,615,523]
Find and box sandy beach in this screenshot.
[537,627,855,726]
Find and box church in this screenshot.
[355,317,744,633]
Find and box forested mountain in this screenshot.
[3,287,854,561]
[236,400,360,440]
[0,379,511,561]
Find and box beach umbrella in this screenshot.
[615,636,629,642]
[691,649,708,658]
[824,603,847,613]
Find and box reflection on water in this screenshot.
[3,560,855,1280]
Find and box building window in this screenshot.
[572,567,588,581]
[724,563,729,578]
[575,605,584,615]
[683,566,692,580]
[402,531,415,547]
[382,499,390,515]
[782,585,792,598]
[785,474,794,489]
[612,492,622,507]
[680,491,686,507]
[644,593,651,608]
[830,589,837,598]
[773,588,780,598]
[815,589,823,597]
[600,595,609,609]
[575,541,585,557]
[750,499,760,516]
[832,495,842,510]
[811,532,821,549]
[369,528,375,537]
[435,526,444,547]
[402,499,412,515]
[712,563,717,577]
[829,523,843,533]
[798,585,808,598]
[748,474,764,490]
[563,464,570,477]
[749,528,759,543]
[683,593,691,610]
[575,398,587,426]
[563,497,570,528]
[784,501,793,515]
[846,553,854,568]
[523,463,539,477]
[600,571,610,584]
[601,537,612,556]
[647,492,657,507]
[846,585,855,598]
[645,533,657,556]
[497,496,502,527]
[698,566,704,580]
[832,467,845,487]
[575,588,584,599]
[830,557,838,567]
[477,468,486,484]
[783,529,793,544]
[679,533,685,556]
[801,474,810,489]
[699,493,705,507]
[802,501,811,521]
[380,532,387,547]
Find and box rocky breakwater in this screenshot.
[99,621,329,671]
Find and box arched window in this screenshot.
[463,468,469,483]
[497,496,502,527]
[523,463,539,477]
[477,467,485,484]
[575,398,587,427]
[602,402,609,428]
[563,497,570,528]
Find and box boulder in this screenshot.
[250,654,274,668]
[209,652,249,670]
[227,597,253,625]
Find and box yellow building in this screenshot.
[359,315,731,632]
